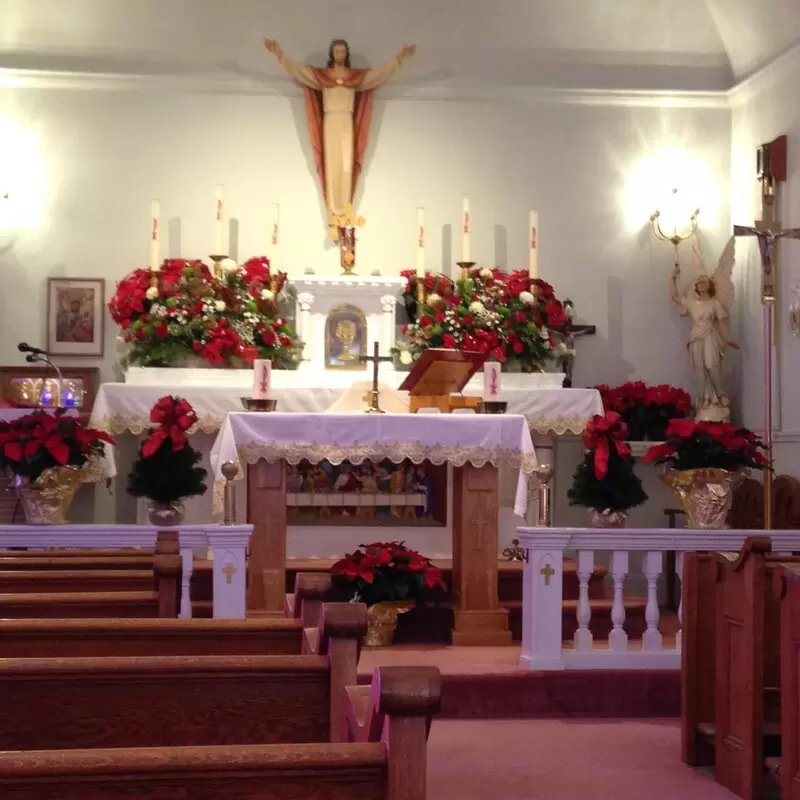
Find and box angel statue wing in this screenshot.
[711,236,736,314]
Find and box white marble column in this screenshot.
[380,294,397,356]
[297,292,315,366]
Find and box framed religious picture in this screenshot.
[46,277,105,357]
[324,303,367,370]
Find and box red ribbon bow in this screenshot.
[582,411,631,480]
[142,396,197,458]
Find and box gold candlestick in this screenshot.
[210,254,228,280]
[457,261,476,280]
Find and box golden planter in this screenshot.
[661,468,745,529]
[364,600,414,647]
[12,466,87,525]
[588,508,628,528]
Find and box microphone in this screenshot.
[18,342,48,357]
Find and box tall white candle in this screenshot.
[213,185,225,254]
[528,210,539,279]
[150,199,160,272]
[252,359,272,400]
[461,195,471,263]
[271,203,280,269]
[416,207,425,277]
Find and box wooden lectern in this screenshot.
[399,349,485,413]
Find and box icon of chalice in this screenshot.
[335,320,357,361]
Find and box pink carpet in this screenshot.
[427,719,736,799]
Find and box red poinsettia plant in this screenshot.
[109,257,301,369]
[331,541,447,606]
[0,409,114,482]
[595,381,692,441]
[642,419,769,473]
[395,268,570,371]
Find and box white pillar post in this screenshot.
[518,530,570,670]
[207,526,251,619]
[179,545,194,619]
[297,292,315,367]
[380,294,397,358]
[642,550,663,652]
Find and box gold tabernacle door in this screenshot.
[398,348,486,413]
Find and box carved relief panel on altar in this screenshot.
[325,304,367,370]
[286,459,447,527]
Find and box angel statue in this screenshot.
[669,237,738,422]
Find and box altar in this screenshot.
[210,411,535,645]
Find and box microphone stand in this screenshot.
[25,352,65,409]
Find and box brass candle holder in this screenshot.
[457,261,476,280]
[210,254,228,280]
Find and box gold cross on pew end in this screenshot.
[359,341,393,414]
[222,562,237,585]
[540,563,556,586]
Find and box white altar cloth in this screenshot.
[92,382,602,439]
[210,412,537,517]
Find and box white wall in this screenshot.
[730,47,800,474]
[0,84,732,396]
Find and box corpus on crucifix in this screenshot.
[733,134,800,528]
[263,38,416,229]
[360,341,393,414]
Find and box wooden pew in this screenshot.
[713,538,787,799]
[0,618,304,658]
[0,665,440,800]
[0,602,367,750]
[774,562,800,799]
[681,551,719,766]
[0,535,180,619]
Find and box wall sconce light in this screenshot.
[649,188,699,269]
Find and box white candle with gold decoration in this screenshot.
[252,359,272,400]
[213,185,225,254]
[416,207,425,277]
[461,195,471,262]
[528,210,539,279]
[150,199,160,272]
[271,203,280,270]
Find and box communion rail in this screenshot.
[0,524,251,619]
[516,526,800,671]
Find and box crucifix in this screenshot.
[559,299,596,388]
[733,134,800,529]
[360,341,392,414]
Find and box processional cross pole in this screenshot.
[733,135,800,529]
[360,341,393,414]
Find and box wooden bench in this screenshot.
[0,537,180,619]
[713,538,787,799]
[0,664,441,800]
[681,538,787,798]
[0,617,304,658]
[0,602,367,750]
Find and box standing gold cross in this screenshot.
[222,563,237,585]
[540,564,555,586]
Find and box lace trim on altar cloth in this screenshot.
[93,414,226,436]
[235,441,538,473]
[95,413,591,438]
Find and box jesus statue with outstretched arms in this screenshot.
[264,38,416,226]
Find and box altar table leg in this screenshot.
[451,463,512,646]
[246,458,287,615]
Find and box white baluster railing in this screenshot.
[517,527,800,671]
[0,524,251,619]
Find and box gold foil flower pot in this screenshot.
[363,600,414,647]
[12,466,86,525]
[661,467,745,529]
[588,508,628,528]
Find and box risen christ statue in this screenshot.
[264,38,416,224]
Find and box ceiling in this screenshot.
[0,0,798,93]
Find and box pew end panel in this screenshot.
[778,563,800,800]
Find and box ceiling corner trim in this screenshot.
[727,39,800,106]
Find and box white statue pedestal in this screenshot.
[292,274,406,387]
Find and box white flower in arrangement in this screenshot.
[566,303,575,319]
[519,291,535,305]
[145,286,159,301]
[214,300,227,312]
[479,268,493,279]
[426,293,441,307]
[539,326,549,340]
[260,289,275,301]
[150,303,167,318]
[399,350,413,366]
[220,258,237,272]
[469,301,485,315]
